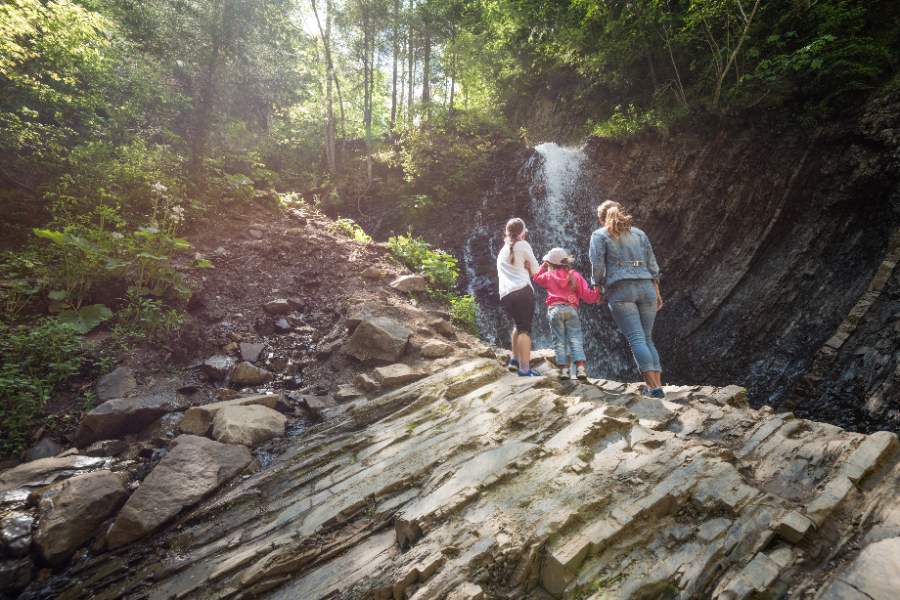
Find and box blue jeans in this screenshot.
[548,304,586,366]
[607,279,662,373]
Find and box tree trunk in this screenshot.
[311,0,336,173]
[448,27,456,117]
[421,28,430,118]
[389,0,400,131]
[363,7,373,187]
[407,0,414,121]
[713,0,761,107]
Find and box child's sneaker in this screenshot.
[576,365,588,380]
[650,387,666,399]
[517,369,542,377]
[559,366,571,380]
[507,358,519,372]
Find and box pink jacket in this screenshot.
[533,264,601,308]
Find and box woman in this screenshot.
[497,217,541,377]
[588,200,665,397]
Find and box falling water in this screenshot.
[462,141,634,379]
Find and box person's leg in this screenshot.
[516,331,531,370]
[636,281,663,391]
[548,307,569,370]
[509,328,520,370]
[609,298,656,388]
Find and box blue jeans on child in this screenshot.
[548,304,586,366]
[607,279,662,373]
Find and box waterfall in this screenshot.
[462,142,634,379]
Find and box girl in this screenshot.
[588,200,665,398]
[533,247,601,380]
[496,218,541,377]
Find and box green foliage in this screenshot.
[388,233,460,291]
[334,217,372,243]
[57,303,113,334]
[0,318,83,455]
[589,105,668,139]
[110,289,183,348]
[449,294,478,334]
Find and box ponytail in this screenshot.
[606,206,633,239]
[504,218,526,265]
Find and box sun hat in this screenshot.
[543,247,573,266]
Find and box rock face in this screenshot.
[49,359,900,600]
[230,361,274,386]
[211,405,286,447]
[180,394,281,436]
[75,392,188,446]
[33,470,128,565]
[344,316,411,363]
[106,435,251,548]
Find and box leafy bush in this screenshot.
[387,233,460,291]
[449,294,478,334]
[334,217,372,243]
[0,319,83,455]
[589,105,667,139]
[110,289,183,348]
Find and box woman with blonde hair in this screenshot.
[497,217,541,376]
[589,200,665,397]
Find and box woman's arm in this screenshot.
[588,232,606,286]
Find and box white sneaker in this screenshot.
[576,365,588,380]
[559,367,571,380]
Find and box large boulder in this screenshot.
[421,340,454,359]
[230,361,273,386]
[180,394,281,436]
[0,513,34,558]
[344,316,411,363]
[106,436,251,548]
[0,455,106,493]
[75,392,189,446]
[96,366,137,401]
[389,274,428,294]
[33,470,129,565]
[211,405,287,447]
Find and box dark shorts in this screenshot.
[500,285,534,334]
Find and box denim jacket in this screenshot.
[589,226,661,288]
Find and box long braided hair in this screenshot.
[505,218,526,264]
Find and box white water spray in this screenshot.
[529,143,588,257]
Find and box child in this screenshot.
[533,248,601,380]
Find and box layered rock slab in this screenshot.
[105,435,251,548]
[47,364,900,600]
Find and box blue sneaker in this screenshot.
[507,358,519,372]
[518,369,542,377]
[650,387,666,399]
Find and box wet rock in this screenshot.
[274,318,292,333]
[106,435,251,548]
[390,274,428,293]
[84,439,129,457]
[421,340,454,359]
[75,392,189,446]
[0,455,107,493]
[295,395,336,421]
[344,317,411,363]
[263,299,292,315]
[24,437,63,462]
[230,361,273,386]
[0,513,33,558]
[239,342,266,363]
[180,394,281,436]
[33,470,128,565]
[335,384,363,402]
[211,405,286,447]
[96,366,137,401]
[373,364,426,387]
[0,557,32,593]
[201,355,236,380]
